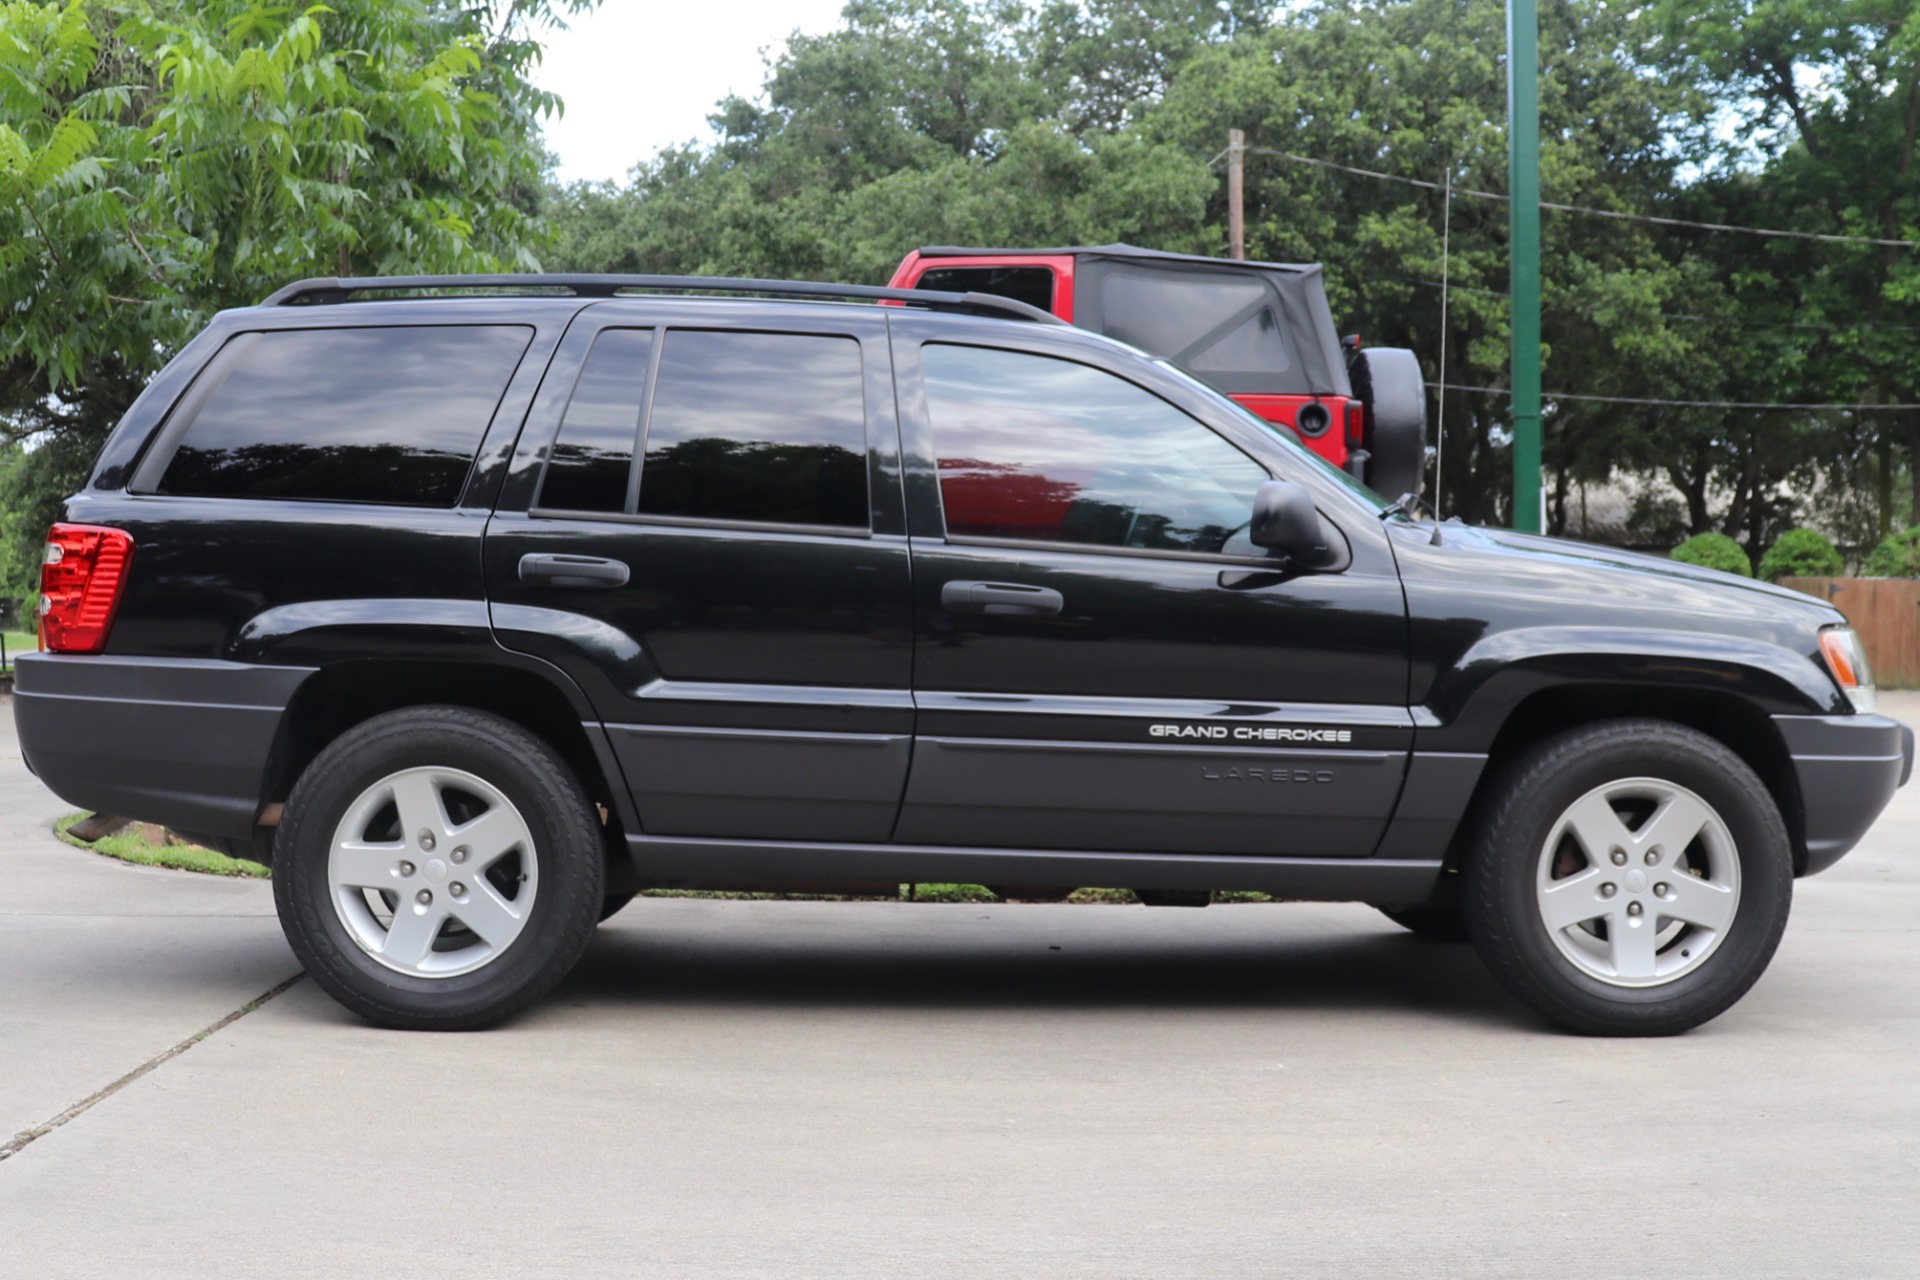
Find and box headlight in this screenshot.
[1818,626,1876,713]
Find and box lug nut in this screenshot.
[1599,883,1618,899]
[450,881,466,898]
[416,889,432,906]
[398,861,415,877]
[1626,901,1644,918]
[451,847,468,864]
[1645,849,1660,865]
[418,831,437,852]
[1655,882,1670,898]
[1610,849,1627,866]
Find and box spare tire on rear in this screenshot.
[1349,347,1427,502]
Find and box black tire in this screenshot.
[273,706,605,1031]
[1464,719,1792,1036]
[1349,346,1426,501]
[599,890,637,922]
[1376,904,1470,942]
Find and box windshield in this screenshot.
[1150,359,1399,517]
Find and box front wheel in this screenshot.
[1465,720,1792,1036]
[273,706,605,1030]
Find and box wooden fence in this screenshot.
[1779,577,1920,688]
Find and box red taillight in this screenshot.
[1345,399,1366,445]
[39,524,134,654]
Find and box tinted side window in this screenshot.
[639,330,868,529]
[158,326,533,506]
[538,328,653,513]
[921,344,1268,555]
[914,266,1055,314]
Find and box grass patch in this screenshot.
[0,630,31,673]
[640,889,898,901]
[638,884,1002,902]
[642,884,1274,904]
[907,882,999,903]
[56,812,269,878]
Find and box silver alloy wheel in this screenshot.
[327,766,538,978]
[1533,777,1741,989]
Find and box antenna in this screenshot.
[1434,163,1453,530]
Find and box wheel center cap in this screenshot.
[423,858,450,885]
[1624,868,1648,894]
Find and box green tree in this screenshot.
[1757,527,1845,580]
[1143,0,1729,528]
[1671,531,1754,575]
[550,0,1727,534]
[1655,1,1920,545]
[545,0,1234,283]
[0,0,590,613]
[1864,525,1920,577]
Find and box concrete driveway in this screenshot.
[2,695,1917,1278]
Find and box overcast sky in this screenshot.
[535,1,850,185]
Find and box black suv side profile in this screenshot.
[14,274,1912,1035]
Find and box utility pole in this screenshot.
[1228,128,1246,260]
[1507,0,1543,532]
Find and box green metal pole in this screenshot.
[1507,0,1543,532]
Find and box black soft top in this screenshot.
[915,244,1350,397]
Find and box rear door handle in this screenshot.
[940,580,1064,617]
[518,553,630,588]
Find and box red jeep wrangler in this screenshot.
[889,244,1427,501]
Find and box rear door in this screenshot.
[485,301,914,842]
[890,316,1411,857]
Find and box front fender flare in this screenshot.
[1417,625,1843,751]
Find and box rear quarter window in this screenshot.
[538,327,654,514]
[154,325,534,506]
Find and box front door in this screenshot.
[889,321,1410,857]
[485,301,914,843]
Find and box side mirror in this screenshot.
[1249,480,1330,565]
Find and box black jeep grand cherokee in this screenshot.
[13,274,1912,1035]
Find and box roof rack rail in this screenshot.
[258,273,1065,326]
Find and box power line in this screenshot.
[1389,275,1920,333]
[1433,382,1920,410]
[1204,144,1920,411]
[1230,148,1920,249]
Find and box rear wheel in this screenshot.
[273,706,604,1030]
[1464,719,1792,1036]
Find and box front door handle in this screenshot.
[940,580,1064,617]
[518,553,631,588]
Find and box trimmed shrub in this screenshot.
[1670,531,1753,577]
[1757,528,1844,581]
[1864,526,1920,577]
